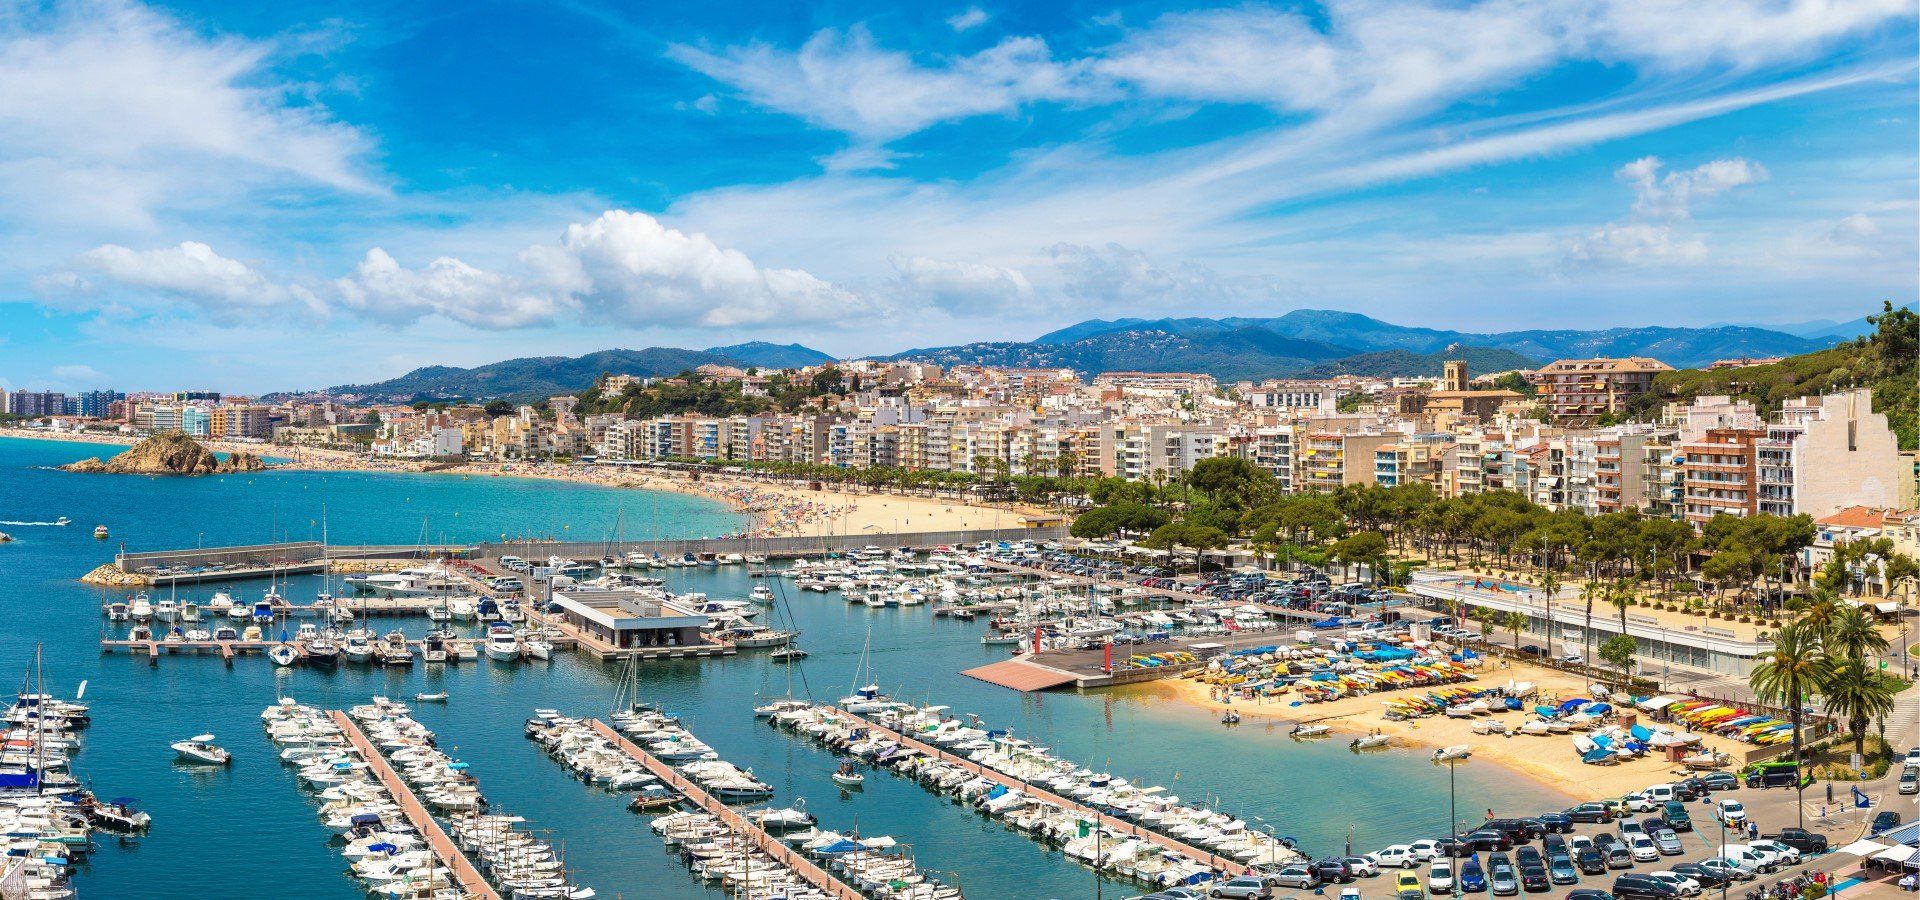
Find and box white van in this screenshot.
[1716,845,1774,874]
[1643,783,1677,803]
[499,555,527,571]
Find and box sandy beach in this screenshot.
[3,428,1036,539]
[453,463,1038,538]
[1148,659,1747,801]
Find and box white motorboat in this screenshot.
[342,630,376,664]
[523,639,553,661]
[1431,745,1472,762]
[1290,723,1331,738]
[770,647,808,663]
[129,594,153,621]
[171,733,231,765]
[414,692,449,703]
[485,629,520,662]
[1349,734,1389,751]
[831,764,865,788]
[179,601,200,622]
[344,566,463,597]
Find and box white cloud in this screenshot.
[1832,212,1880,240]
[946,7,991,32]
[670,1,1913,144]
[52,241,324,319]
[1564,221,1708,266]
[333,210,890,330]
[666,26,1098,141]
[890,255,1034,312]
[1619,155,1768,218]
[1563,154,1765,268]
[0,0,376,230]
[50,364,108,385]
[1046,242,1292,307]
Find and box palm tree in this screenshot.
[1824,604,1891,663]
[1822,657,1899,761]
[1503,610,1529,655]
[1749,622,1832,829]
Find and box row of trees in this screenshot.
[1751,596,1903,817]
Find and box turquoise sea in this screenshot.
[0,435,1568,899]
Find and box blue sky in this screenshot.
[0,0,1914,392]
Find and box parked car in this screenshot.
[1713,799,1747,827]
[1568,802,1615,823]
[1605,845,1635,870]
[1144,890,1208,900]
[1343,856,1381,878]
[1748,840,1800,867]
[1210,875,1275,898]
[1661,801,1693,832]
[1611,874,1679,900]
[1397,871,1427,899]
[1619,819,1646,838]
[1762,828,1827,854]
[1467,830,1513,852]
[1873,810,1904,835]
[1517,861,1550,893]
[1671,863,1729,888]
[1535,812,1574,834]
[1567,891,1614,900]
[1698,772,1739,791]
[1313,858,1355,884]
[1487,853,1519,896]
[1650,829,1682,856]
[1644,871,1702,897]
[1575,848,1608,876]
[1428,861,1456,895]
[1375,845,1423,869]
[1693,858,1752,883]
[1547,853,1579,885]
[1459,856,1487,893]
[1900,769,1918,795]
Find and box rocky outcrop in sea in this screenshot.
[59,432,270,476]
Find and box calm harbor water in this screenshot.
[1,435,1567,899]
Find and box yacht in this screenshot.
[447,598,477,621]
[104,600,130,622]
[129,594,153,621]
[207,592,235,618]
[484,626,520,662]
[344,566,463,598]
[154,598,178,621]
[341,631,376,665]
[421,631,451,664]
[376,631,414,667]
[179,601,200,623]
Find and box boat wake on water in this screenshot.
[0,516,70,526]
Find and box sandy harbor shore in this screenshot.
[1144,659,1748,802]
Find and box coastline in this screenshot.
[1,428,1038,539]
[1141,660,1745,802]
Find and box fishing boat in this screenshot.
[413,692,449,703]
[1431,745,1472,762]
[981,630,1023,645]
[831,761,865,787]
[1290,723,1331,738]
[170,733,231,765]
[268,644,299,667]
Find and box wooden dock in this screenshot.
[830,708,1253,877]
[100,637,482,666]
[585,719,864,900]
[329,711,502,900]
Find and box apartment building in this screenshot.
[1374,434,1453,490]
[1531,357,1671,427]
[1299,431,1394,492]
[1679,427,1763,524]
[209,404,273,439]
[1593,432,1653,514]
[1243,380,1334,412]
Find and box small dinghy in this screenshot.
[1431,745,1472,762]
[1350,734,1389,751]
[831,761,865,788]
[628,785,678,812]
[1220,709,1242,725]
[414,691,449,703]
[268,644,299,667]
[1290,723,1331,738]
[171,733,231,765]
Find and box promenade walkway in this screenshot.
[329,711,501,900]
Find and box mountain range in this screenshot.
[318,308,1855,401]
